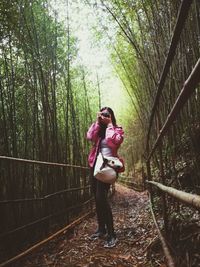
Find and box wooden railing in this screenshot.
[0,156,93,266]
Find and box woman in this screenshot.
[87,107,124,248]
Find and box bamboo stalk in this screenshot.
[0,156,89,170]
[146,0,193,151]
[148,58,200,160]
[149,194,176,267]
[147,180,200,209]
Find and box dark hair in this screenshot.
[100,107,117,126]
[98,107,117,138]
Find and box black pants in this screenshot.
[91,169,115,237]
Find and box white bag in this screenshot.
[93,153,123,184]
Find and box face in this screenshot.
[100,109,110,118]
[98,109,111,126]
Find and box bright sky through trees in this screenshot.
[50,0,130,123]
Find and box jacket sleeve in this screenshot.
[105,125,124,148]
[86,122,100,142]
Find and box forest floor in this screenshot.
[16,184,165,267]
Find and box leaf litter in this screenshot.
[16,184,164,267]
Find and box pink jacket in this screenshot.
[87,122,124,167]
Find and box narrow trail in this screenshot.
[17,184,161,267]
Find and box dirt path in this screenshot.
[17,184,162,267]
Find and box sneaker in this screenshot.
[89,230,106,240]
[104,236,117,248]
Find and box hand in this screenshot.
[97,112,102,124]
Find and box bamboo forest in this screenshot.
[0,0,199,266]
